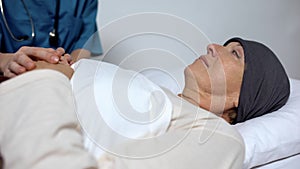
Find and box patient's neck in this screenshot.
[180,86,199,103]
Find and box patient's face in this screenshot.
[182,42,244,116]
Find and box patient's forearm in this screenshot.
[34,61,74,79]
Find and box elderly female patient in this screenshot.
[36,37,290,124]
[3,37,289,169]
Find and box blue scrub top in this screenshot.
[0,0,102,55]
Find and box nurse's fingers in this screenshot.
[3,71,17,78]
[8,62,26,75]
[14,53,36,70]
[56,47,65,56]
[18,46,60,63]
[2,62,23,78]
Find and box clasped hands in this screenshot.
[0,46,74,79]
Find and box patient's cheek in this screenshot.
[33,61,74,79]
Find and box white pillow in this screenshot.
[234,79,300,169]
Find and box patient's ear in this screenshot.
[222,109,237,124]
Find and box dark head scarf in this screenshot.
[224,37,290,124]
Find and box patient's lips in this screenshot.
[199,55,209,68]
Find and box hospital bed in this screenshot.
[93,13,300,169]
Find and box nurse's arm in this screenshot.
[0,46,62,78]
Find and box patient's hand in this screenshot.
[34,60,74,79]
[58,53,73,65]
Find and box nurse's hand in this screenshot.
[0,46,65,78]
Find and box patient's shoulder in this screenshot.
[162,88,244,146]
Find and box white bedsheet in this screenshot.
[255,154,300,169]
[71,59,173,158]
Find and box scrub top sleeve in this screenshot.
[0,27,3,52]
[0,34,2,52]
[73,0,102,56]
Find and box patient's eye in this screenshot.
[232,50,240,59]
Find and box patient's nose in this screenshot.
[207,44,219,57]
